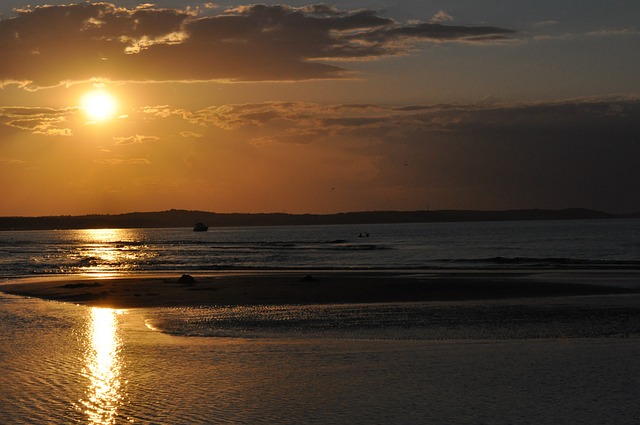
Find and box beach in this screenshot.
[2,270,638,309]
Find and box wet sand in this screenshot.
[1,271,637,309]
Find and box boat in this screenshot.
[193,222,209,232]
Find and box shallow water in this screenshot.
[143,295,640,340]
[2,293,640,424]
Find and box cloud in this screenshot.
[364,22,515,45]
[147,96,639,212]
[584,28,640,37]
[180,131,203,138]
[530,25,640,42]
[1,106,74,136]
[533,20,560,28]
[113,134,160,145]
[166,102,315,129]
[94,158,151,165]
[3,93,638,213]
[0,2,515,89]
[0,157,26,164]
[430,10,453,24]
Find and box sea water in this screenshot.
[1,219,640,424]
[1,219,639,277]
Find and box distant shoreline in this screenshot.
[1,208,637,231]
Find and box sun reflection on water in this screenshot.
[81,307,125,424]
[73,228,152,276]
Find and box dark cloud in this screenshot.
[364,22,515,43]
[409,99,640,213]
[435,100,638,213]
[320,117,388,127]
[0,2,515,88]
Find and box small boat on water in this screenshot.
[193,222,209,232]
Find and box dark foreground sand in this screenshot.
[1,271,638,309]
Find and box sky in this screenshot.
[1,1,639,216]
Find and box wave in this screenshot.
[435,257,640,269]
[3,255,640,279]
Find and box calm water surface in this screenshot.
[1,219,638,277]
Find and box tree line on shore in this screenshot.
[1,208,636,231]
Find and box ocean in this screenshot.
[1,219,640,424]
[1,219,639,278]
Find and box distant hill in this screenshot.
[0,208,634,231]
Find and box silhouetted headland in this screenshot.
[0,208,636,231]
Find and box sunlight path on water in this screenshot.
[80,307,125,424]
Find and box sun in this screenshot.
[82,90,117,121]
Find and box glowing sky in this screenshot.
[1,1,639,215]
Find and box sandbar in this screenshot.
[1,270,638,309]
